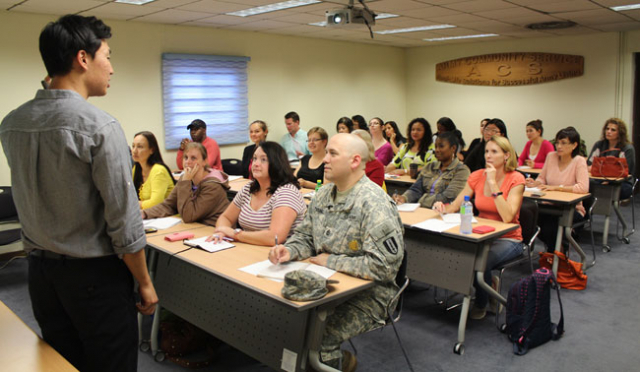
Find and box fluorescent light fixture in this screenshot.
[114,0,156,4]
[309,13,398,27]
[610,4,640,11]
[375,24,455,35]
[227,0,321,17]
[424,33,498,42]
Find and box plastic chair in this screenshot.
[221,158,243,176]
[616,177,638,242]
[348,251,413,372]
[0,187,25,270]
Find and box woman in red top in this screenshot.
[434,136,525,320]
[351,130,385,187]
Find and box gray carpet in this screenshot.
[1,200,639,372]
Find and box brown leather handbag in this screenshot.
[539,251,587,290]
[590,148,629,179]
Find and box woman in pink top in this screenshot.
[370,117,394,165]
[434,136,525,320]
[526,127,589,252]
[518,119,555,169]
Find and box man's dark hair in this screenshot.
[284,111,300,122]
[39,14,112,77]
[249,141,300,196]
[555,127,581,158]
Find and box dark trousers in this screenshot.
[538,212,585,252]
[28,254,138,372]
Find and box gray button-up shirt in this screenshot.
[0,89,146,257]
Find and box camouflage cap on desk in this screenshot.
[282,270,329,301]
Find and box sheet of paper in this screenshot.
[143,217,182,230]
[303,191,315,199]
[239,260,309,281]
[441,213,478,224]
[525,187,542,193]
[412,219,453,233]
[304,264,336,279]
[184,236,234,253]
[517,166,531,170]
[385,173,400,179]
[228,175,243,182]
[397,203,420,212]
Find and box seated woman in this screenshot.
[385,118,435,175]
[434,136,525,320]
[461,118,488,160]
[383,120,406,155]
[433,117,466,157]
[209,142,307,246]
[142,142,230,225]
[587,118,636,199]
[464,118,508,173]
[369,117,394,166]
[394,131,470,208]
[294,127,327,189]
[518,119,554,169]
[336,117,353,134]
[132,131,175,209]
[351,114,368,132]
[352,130,385,187]
[242,120,268,179]
[526,127,589,252]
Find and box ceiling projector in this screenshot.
[326,7,375,27]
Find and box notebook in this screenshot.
[183,236,235,253]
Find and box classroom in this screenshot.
[1,1,640,372]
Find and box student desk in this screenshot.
[589,176,632,251]
[145,225,373,372]
[398,207,518,354]
[523,190,591,275]
[384,174,414,196]
[0,300,77,371]
[516,166,542,179]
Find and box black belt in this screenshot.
[30,250,81,260]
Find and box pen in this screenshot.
[275,234,279,265]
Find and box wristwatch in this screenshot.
[491,191,503,198]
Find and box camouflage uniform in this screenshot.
[402,158,470,208]
[285,175,404,368]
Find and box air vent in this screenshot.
[526,21,577,30]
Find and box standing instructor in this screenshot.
[0,15,157,372]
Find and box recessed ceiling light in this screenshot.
[114,0,156,5]
[375,24,455,35]
[227,0,321,17]
[308,13,398,27]
[424,33,498,42]
[611,4,640,11]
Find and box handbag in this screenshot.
[590,148,629,179]
[538,251,587,290]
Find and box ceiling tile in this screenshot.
[425,13,488,24]
[145,0,200,9]
[176,0,250,13]
[462,20,525,33]
[441,0,518,13]
[368,0,431,12]
[270,12,324,24]
[392,6,459,18]
[79,3,163,20]
[182,13,253,25]
[134,9,210,23]
[526,0,602,14]
[9,0,105,14]
[593,21,640,31]
[226,19,296,30]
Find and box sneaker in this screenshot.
[469,305,486,320]
[488,276,503,315]
[342,350,358,372]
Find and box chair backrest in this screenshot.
[519,198,538,246]
[221,158,243,176]
[0,187,18,222]
[396,250,408,288]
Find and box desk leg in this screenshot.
[565,226,588,270]
[613,201,630,242]
[474,242,507,305]
[150,304,163,361]
[307,308,340,372]
[552,224,564,277]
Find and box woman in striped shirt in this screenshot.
[209,141,307,246]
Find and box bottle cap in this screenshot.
[464,195,470,201]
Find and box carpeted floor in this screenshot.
[1,199,639,372]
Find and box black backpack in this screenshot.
[505,267,564,355]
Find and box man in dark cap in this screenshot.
[176,118,222,170]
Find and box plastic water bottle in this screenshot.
[315,180,322,192]
[460,195,473,234]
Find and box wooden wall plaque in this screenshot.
[435,52,584,86]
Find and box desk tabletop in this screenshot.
[146,225,373,312]
[399,207,519,242]
[0,301,77,371]
[524,190,590,205]
[385,174,415,185]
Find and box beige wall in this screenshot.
[405,32,629,155]
[1,10,638,187]
[0,11,406,185]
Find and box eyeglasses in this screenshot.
[307,139,324,143]
[483,127,500,134]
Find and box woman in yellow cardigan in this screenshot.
[132,131,175,209]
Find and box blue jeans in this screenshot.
[474,239,523,308]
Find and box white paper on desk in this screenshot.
[303,191,315,199]
[385,173,400,179]
[143,217,182,230]
[440,213,478,224]
[397,203,420,212]
[517,166,532,170]
[239,260,336,282]
[228,175,243,182]
[525,187,542,193]
[412,219,452,232]
[184,236,235,253]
